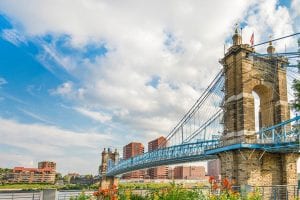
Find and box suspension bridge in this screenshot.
[100,31,300,195]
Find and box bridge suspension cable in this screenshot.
[252,32,300,47]
[159,69,225,147]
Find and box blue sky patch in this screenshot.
[146,75,161,89]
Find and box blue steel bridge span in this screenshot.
[107,116,300,177]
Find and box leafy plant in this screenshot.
[292,79,300,112]
[70,192,94,200]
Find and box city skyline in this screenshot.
[0,0,299,174]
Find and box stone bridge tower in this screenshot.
[99,148,119,190]
[219,29,298,190]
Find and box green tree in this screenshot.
[0,168,12,184]
[63,175,71,184]
[292,79,300,112]
[292,38,300,112]
[55,173,63,181]
[298,38,300,72]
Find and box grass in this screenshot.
[0,183,99,190]
[119,182,208,190]
[0,183,56,190]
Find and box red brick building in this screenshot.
[207,159,221,179]
[122,142,145,179]
[8,161,56,183]
[173,166,205,180]
[38,161,56,170]
[147,136,168,179]
[168,168,174,179]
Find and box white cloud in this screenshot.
[0,117,115,174]
[291,0,300,16]
[74,107,111,123]
[1,0,298,134]
[18,108,53,124]
[242,0,297,52]
[0,154,35,168]
[291,0,300,32]
[50,81,74,96]
[0,77,7,87]
[1,29,26,46]
[56,81,73,95]
[0,0,299,172]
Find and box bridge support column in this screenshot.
[282,153,298,200]
[219,26,300,200]
[219,150,298,199]
[99,175,119,190]
[99,148,119,199]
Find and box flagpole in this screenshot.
[240,27,243,44]
[250,32,254,46]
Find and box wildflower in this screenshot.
[100,188,109,197]
[222,178,231,190]
[212,182,219,190]
[93,191,100,197]
[209,176,215,184]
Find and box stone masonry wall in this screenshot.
[219,150,298,186]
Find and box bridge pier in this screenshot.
[99,175,119,190]
[219,151,298,186]
[219,151,298,199]
[219,29,299,199]
[99,148,119,199]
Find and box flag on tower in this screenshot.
[250,32,254,46]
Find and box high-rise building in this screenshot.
[173,166,205,180]
[168,168,174,179]
[123,142,144,160]
[148,136,168,179]
[122,142,145,179]
[207,159,221,179]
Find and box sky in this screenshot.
[0,0,299,175]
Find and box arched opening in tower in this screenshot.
[252,91,261,132]
[252,84,274,131]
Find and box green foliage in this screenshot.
[0,183,92,190]
[70,192,94,200]
[0,183,56,190]
[210,191,241,200]
[292,79,300,112]
[123,194,147,200]
[119,182,171,190]
[118,183,207,200]
[55,173,63,181]
[63,175,71,184]
[294,38,300,112]
[298,38,300,68]
[0,168,12,174]
[89,183,100,190]
[0,168,12,184]
[155,183,207,200]
[247,188,263,200]
[117,183,263,200]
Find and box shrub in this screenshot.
[70,192,94,200]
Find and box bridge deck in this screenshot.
[106,116,300,177]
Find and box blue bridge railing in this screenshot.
[106,116,300,176]
[106,140,218,176]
